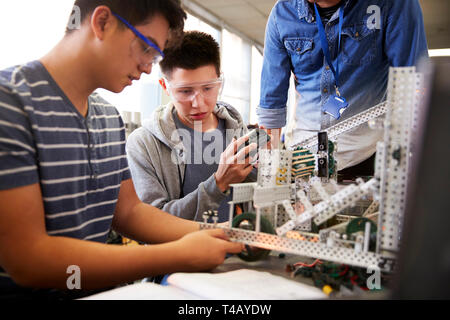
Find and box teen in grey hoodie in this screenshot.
[126,31,256,222]
[126,100,255,221]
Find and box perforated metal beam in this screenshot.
[291,101,388,150]
[200,223,383,270]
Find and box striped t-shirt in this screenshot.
[0,60,131,292]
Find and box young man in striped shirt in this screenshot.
[0,0,244,299]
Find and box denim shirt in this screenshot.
[257,0,428,168]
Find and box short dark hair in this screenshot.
[160,31,221,79]
[66,0,186,47]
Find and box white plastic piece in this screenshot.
[329,179,340,193]
[255,207,261,233]
[293,190,313,232]
[363,222,371,253]
[276,220,296,236]
[310,177,331,202]
[327,237,334,248]
[229,182,256,203]
[296,190,313,211]
[253,185,291,206]
[257,150,291,187]
[280,200,297,221]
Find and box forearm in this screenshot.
[10,234,188,290]
[146,175,226,222]
[112,201,200,244]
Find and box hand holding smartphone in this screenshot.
[242,128,271,160]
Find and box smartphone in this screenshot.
[242,128,271,159]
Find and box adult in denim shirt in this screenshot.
[257,0,428,172]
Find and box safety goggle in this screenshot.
[164,75,224,102]
[113,12,165,66]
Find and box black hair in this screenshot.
[160,31,221,79]
[66,0,186,47]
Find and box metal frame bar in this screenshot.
[291,101,388,150]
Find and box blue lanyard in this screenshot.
[314,2,344,93]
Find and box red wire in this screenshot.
[293,259,323,268]
[339,265,349,276]
[350,274,369,291]
[350,275,358,286]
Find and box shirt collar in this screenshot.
[297,0,352,23]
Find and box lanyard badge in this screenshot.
[323,91,348,119]
[314,3,348,120]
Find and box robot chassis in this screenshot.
[201,67,423,273]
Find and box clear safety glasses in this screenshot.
[113,12,165,66]
[164,75,224,102]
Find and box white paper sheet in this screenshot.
[81,282,201,300]
[167,269,327,300]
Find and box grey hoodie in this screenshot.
[126,101,254,221]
